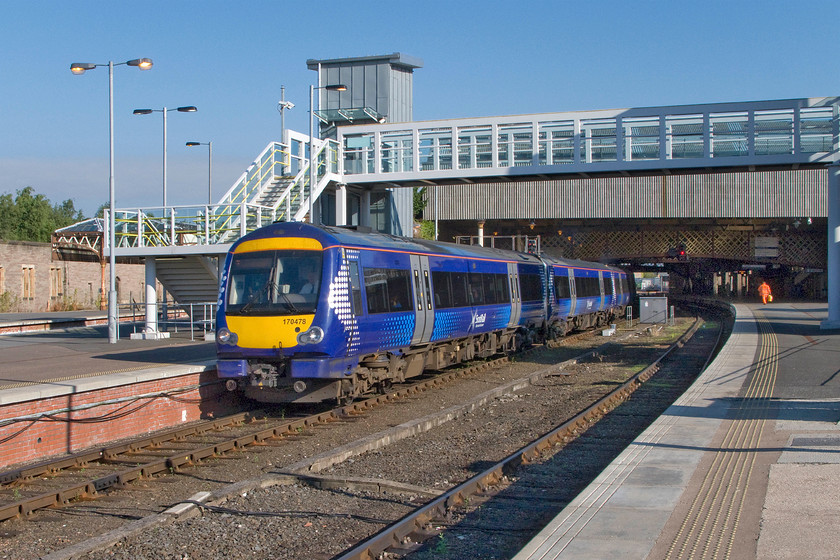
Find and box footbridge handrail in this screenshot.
[337,97,840,183]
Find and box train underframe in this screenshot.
[229,306,625,405]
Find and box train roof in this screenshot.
[233,222,623,272]
[540,254,625,273]
[234,222,543,264]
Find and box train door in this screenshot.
[542,260,551,325]
[598,271,606,311]
[409,254,434,344]
[568,268,577,316]
[507,262,521,327]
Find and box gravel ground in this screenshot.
[0,319,696,560]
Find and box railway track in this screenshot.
[0,307,727,559]
[333,313,723,559]
[0,328,600,524]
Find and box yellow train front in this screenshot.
[216,222,361,403]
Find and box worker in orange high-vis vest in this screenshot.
[758,281,772,305]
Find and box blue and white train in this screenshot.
[216,222,630,403]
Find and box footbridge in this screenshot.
[81,96,839,333]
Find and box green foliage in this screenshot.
[0,187,85,243]
[94,201,109,219]
[0,291,20,313]
[417,220,436,240]
[413,186,427,218]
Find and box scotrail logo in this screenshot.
[472,312,487,329]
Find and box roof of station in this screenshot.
[306,52,423,70]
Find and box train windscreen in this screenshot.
[226,250,322,315]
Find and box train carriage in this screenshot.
[216,222,629,404]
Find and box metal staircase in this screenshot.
[103,129,341,324]
[154,256,220,324]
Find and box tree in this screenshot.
[0,187,85,243]
[413,187,427,219]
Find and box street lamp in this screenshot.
[70,57,153,344]
[186,141,213,204]
[133,106,197,207]
[309,83,346,224]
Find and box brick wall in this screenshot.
[0,370,244,470]
[0,240,150,312]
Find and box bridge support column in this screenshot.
[822,163,840,330]
[336,183,347,226]
[131,257,170,340]
[360,190,371,228]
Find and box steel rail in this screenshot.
[335,315,711,560]
[0,323,619,523]
[0,353,522,522]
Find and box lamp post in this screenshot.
[186,141,213,204]
[133,106,197,207]
[309,83,346,224]
[71,58,153,344]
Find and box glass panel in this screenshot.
[227,250,322,315]
[754,110,794,155]
[419,128,453,171]
[667,115,704,159]
[710,112,748,157]
[363,267,411,314]
[343,134,374,174]
[539,120,575,165]
[800,107,833,153]
[498,123,533,167]
[458,125,492,169]
[380,130,413,173]
[582,119,616,162]
[624,117,660,160]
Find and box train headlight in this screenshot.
[216,327,238,345]
[297,326,324,345]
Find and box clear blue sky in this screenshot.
[2,0,838,217]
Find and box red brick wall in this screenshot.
[0,370,244,470]
[0,240,150,312]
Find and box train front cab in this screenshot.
[216,234,361,403]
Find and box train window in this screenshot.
[481,273,509,304]
[482,274,497,304]
[348,261,363,315]
[423,271,433,310]
[432,270,452,308]
[605,274,615,296]
[574,275,600,298]
[451,272,469,307]
[468,273,485,305]
[431,270,478,309]
[363,267,412,314]
[554,273,571,299]
[227,250,322,315]
[519,273,543,302]
[413,270,423,311]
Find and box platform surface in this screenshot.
[514,301,840,560]
[0,311,215,403]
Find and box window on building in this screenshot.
[50,267,64,300]
[21,266,35,300]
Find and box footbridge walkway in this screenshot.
[55,97,839,333]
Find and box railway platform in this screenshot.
[0,311,221,468]
[514,301,840,560]
[0,311,215,391]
